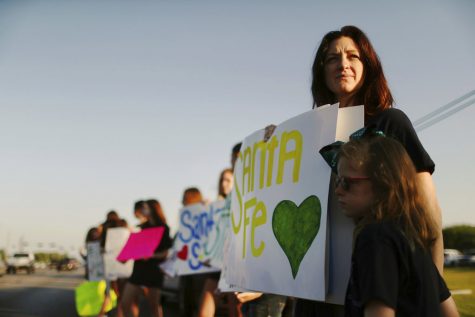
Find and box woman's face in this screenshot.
[335,157,373,219]
[220,171,234,197]
[324,36,364,105]
[134,205,150,223]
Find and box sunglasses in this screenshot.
[335,175,370,191]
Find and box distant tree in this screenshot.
[443,225,475,251]
[34,252,67,263]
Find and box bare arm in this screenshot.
[416,172,444,275]
[154,250,169,260]
[364,300,395,317]
[235,292,263,303]
[144,250,169,261]
[440,297,459,317]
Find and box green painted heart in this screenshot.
[272,195,321,279]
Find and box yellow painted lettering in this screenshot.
[277,130,302,184]
[252,141,267,191]
[231,152,244,234]
[242,198,255,259]
[251,201,266,257]
[266,135,279,188]
[242,147,252,194]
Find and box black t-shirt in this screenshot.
[129,220,173,288]
[366,108,435,174]
[345,222,450,317]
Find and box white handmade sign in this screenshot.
[217,216,248,293]
[173,202,221,275]
[223,105,339,301]
[201,199,231,269]
[104,227,133,280]
[86,241,105,281]
[325,105,364,304]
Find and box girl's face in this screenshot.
[324,36,364,105]
[335,157,374,219]
[220,171,234,197]
[134,205,150,223]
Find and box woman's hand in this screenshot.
[235,292,263,303]
[143,250,169,261]
[154,250,169,261]
[264,125,276,142]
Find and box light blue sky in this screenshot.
[0,0,473,255]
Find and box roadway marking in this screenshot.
[451,289,473,295]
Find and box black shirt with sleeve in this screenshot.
[365,108,434,174]
[345,221,450,317]
[128,220,173,288]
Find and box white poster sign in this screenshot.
[223,105,339,301]
[173,203,221,275]
[104,227,133,280]
[86,241,105,281]
[325,105,364,304]
[201,199,231,269]
[217,222,248,293]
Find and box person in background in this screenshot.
[99,210,129,317]
[81,226,111,317]
[99,210,122,248]
[231,142,242,171]
[117,200,150,317]
[218,168,233,200]
[179,187,205,316]
[198,168,234,317]
[331,135,458,317]
[182,187,204,206]
[120,199,173,317]
[81,227,101,280]
[133,200,149,225]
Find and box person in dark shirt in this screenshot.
[332,135,458,317]
[99,210,127,249]
[120,199,173,317]
[311,25,443,271]
[296,25,445,316]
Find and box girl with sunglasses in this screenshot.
[334,135,458,317]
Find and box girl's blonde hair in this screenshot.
[339,136,437,249]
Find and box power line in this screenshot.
[415,98,475,132]
[414,90,475,132]
[413,90,475,126]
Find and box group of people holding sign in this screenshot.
[82,25,459,317]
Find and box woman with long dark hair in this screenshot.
[297,25,444,316]
[312,24,442,268]
[120,199,172,317]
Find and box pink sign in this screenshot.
[116,227,165,262]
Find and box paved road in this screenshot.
[0,268,179,317]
